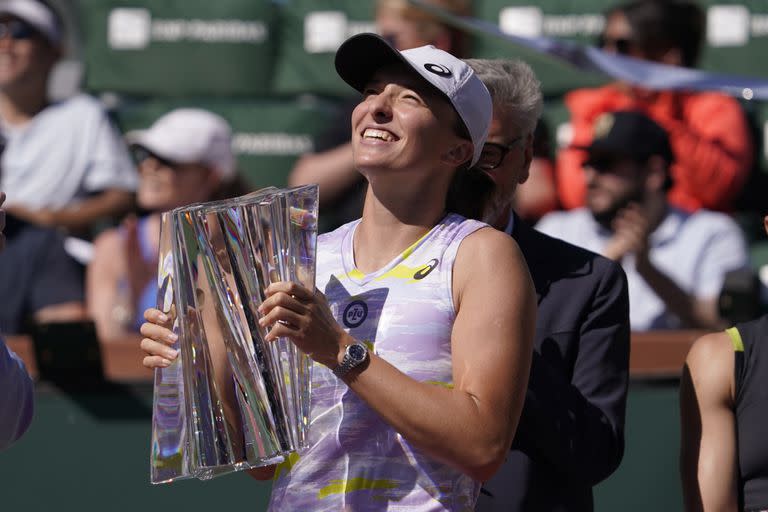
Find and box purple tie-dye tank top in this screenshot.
[267,213,487,511]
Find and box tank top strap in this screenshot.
[727,326,746,401]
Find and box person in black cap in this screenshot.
[538,110,748,331]
[139,33,535,511]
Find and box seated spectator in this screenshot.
[288,0,557,230]
[86,109,247,344]
[681,213,768,511]
[0,0,137,234]
[0,191,34,452]
[538,111,749,331]
[557,0,752,213]
[0,209,87,334]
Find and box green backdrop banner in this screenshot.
[78,0,278,96]
[270,0,376,97]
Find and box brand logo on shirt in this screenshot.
[413,258,439,280]
[343,300,368,328]
[424,63,452,77]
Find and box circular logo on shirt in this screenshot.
[343,300,368,328]
[413,258,439,280]
[424,63,452,77]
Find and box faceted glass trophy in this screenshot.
[149,184,318,484]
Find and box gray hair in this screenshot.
[465,58,543,137]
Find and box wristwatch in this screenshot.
[332,343,369,378]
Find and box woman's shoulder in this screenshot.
[454,226,525,275]
[685,331,736,402]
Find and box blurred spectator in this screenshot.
[469,59,630,512]
[538,111,749,331]
[0,191,34,452]
[557,0,752,213]
[0,336,32,451]
[86,109,248,344]
[0,209,86,333]
[0,0,136,234]
[289,0,510,232]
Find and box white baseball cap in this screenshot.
[334,33,492,167]
[0,0,62,46]
[127,109,236,181]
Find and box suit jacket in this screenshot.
[477,215,630,511]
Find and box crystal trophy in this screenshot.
[149,184,318,484]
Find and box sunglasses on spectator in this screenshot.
[585,155,646,174]
[477,137,523,171]
[596,35,635,55]
[0,19,38,41]
[132,146,183,170]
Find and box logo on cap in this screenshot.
[593,113,615,140]
[424,63,452,77]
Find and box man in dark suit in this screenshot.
[468,58,631,511]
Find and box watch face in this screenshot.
[348,343,367,362]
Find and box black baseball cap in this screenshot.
[578,110,674,166]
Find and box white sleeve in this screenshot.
[82,101,138,193]
[0,338,34,451]
[535,212,566,239]
[693,216,750,299]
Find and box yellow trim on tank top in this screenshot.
[726,327,744,352]
[338,230,433,282]
[318,477,399,499]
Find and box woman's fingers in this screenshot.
[264,282,314,301]
[139,320,178,345]
[142,354,175,369]
[140,337,179,367]
[144,307,172,327]
[259,307,305,340]
[259,290,308,316]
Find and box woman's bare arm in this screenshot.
[680,332,739,512]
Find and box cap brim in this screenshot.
[125,130,180,164]
[0,2,61,46]
[334,33,410,94]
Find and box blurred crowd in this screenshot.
[2,0,768,509]
[0,0,755,342]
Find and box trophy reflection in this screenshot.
[149,185,318,484]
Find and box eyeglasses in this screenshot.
[132,146,181,170]
[596,35,635,55]
[0,19,38,41]
[477,137,523,171]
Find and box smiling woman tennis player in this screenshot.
[140,33,535,511]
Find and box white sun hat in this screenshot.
[0,0,62,46]
[127,108,236,181]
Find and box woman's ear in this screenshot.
[442,141,473,167]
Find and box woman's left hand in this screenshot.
[257,281,349,368]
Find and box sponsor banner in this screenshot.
[80,0,277,96]
[271,0,376,97]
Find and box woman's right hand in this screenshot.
[139,308,179,368]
